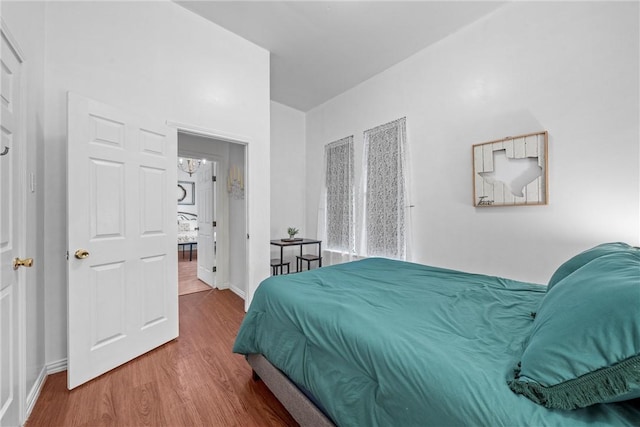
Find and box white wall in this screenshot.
[177,167,198,216]
[2,0,47,413]
[305,1,639,285]
[43,1,270,364]
[270,101,306,242]
[228,143,247,296]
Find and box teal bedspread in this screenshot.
[233,258,640,426]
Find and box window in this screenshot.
[324,136,354,253]
[362,118,407,259]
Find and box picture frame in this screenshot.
[177,181,195,205]
[472,131,548,207]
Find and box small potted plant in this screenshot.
[287,227,299,240]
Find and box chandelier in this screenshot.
[178,157,206,177]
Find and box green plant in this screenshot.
[287,227,299,237]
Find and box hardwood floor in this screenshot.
[26,290,297,426]
[178,250,212,296]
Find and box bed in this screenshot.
[177,211,198,243]
[177,212,198,260]
[233,243,640,426]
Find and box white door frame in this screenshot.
[1,17,27,426]
[168,121,248,297]
[179,146,228,288]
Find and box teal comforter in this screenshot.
[233,258,640,426]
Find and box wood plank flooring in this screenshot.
[26,289,297,426]
[178,250,212,296]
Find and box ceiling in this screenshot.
[175,1,506,112]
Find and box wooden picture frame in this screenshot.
[177,181,195,205]
[472,131,548,207]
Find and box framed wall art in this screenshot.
[472,131,548,207]
[177,181,195,205]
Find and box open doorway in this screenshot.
[177,159,212,295]
[176,130,248,299]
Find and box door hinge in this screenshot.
[212,266,217,272]
[212,221,216,227]
[66,251,69,261]
[212,176,216,182]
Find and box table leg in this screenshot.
[280,246,284,273]
[318,242,322,267]
[299,244,303,272]
[189,243,193,261]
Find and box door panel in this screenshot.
[139,167,165,234]
[67,93,178,389]
[89,262,126,350]
[0,29,23,427]
[141,254,168,328]
[90,159,125,238]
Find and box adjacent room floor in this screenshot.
[26,260,296,426]
[178,249,213,295]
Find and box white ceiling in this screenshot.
[176,1,506,112]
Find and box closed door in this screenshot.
[67,93,178,389]
[0,28,25,427]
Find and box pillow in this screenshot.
[178,220,192,231]
[547,242,633,291]
[509,250,640,409]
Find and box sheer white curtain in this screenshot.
[318,136,355,258]
[360,117,410,260]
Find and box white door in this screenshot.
[67,93,178,389]
[0,29,26,427]
[196,161,215,286]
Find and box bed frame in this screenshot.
[177,211,197,221]
[247,354,335,427]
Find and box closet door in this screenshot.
[0,24,26,427]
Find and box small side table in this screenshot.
[270,238,322,272]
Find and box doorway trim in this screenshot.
[167,121,249,299]
[167,121,250,146]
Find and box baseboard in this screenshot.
[24,367,47,425]
[46,358,67,375]
[22,360,67,425]
[230,284,246,299]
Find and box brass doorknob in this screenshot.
[13,257,33,270]
[74,249,90,259]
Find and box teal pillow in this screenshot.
[547,242,633,291]
[509,250,640,409]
